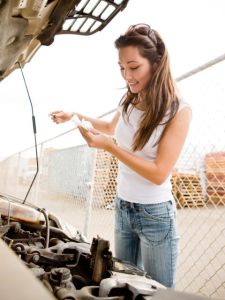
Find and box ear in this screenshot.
[152,62,158,72]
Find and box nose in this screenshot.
[123,69,132,81]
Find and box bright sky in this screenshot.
[0,0,225,158]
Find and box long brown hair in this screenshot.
[115,25,179,151]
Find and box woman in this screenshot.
[50,24,192,287]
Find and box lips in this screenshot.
[128,81,138,88]
[128,82,139,93]
[128,81,138,85]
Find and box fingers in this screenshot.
[78,126,99,136]
[78,126,90,136]
[89,127,99,135]
[49,113,58,123]
[49,110,63,118]
[78,126,94,144]
[78,126,104,149]
[49,110,64,124]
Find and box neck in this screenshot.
[134,94,145,110]
[137,94,143,103]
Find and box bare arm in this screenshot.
[79,107,192,185]
[50,110,120,136]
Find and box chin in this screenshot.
[129,87,140,94]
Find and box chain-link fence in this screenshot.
[0,55,225,298]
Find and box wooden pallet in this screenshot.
[171,172,205,208]
[204,152,225,205]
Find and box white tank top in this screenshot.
[114,99,190,204]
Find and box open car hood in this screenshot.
[0,0,129,81]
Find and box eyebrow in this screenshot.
[118,60,139,65]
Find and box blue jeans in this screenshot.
[114,196,179,288]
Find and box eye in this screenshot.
[130,66,139,70]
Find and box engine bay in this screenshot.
[0,196,164,299]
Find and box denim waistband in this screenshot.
[120,199,139,209]
[118,198,173,209]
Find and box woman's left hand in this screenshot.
[78,126,114,151]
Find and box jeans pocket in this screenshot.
[140,202,173,243]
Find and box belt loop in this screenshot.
[120,199,123,209]
[120,198,126,209]
[120,199,129,209]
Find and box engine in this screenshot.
[0,196,164,299]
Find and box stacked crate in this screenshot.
[102,154,118,208]
[205,152,225,205]
[93,151,208,209]
[171,171,205,208]
[93,150,118,208]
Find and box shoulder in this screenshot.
[161,104,191,145]
[171,100,192,130]
[177,98,192,113]
[162,98,191,126]
[117,104,123,114]
[164,98,192,131]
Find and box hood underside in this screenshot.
[0,0,129,81]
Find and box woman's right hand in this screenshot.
[49,111,73,124]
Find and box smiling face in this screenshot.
[118,46,153,94]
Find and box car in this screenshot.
[1,195,215,300]
[0,0,129,81]
[0,1,220,299]
[0,1,165,299]
[0,194,166,299]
